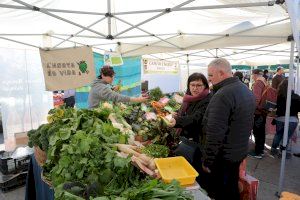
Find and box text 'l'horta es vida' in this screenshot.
[46,61,89,77]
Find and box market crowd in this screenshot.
[88,58,300,200]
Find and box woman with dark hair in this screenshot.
[169,72,212,180]
[271,79,300,158]
[88,66,147,108]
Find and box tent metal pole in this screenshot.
[0,3,105,15]
[114,0,195,37]
[53,16,106,48]
[114,12,168,37]
[233,47,290,60]
[53,34,106,39]
[222,47,293,53]
[92,42,118,46]
[162,53,214,60]
[12,0,107,38]
[0,1,275,16]
[113,1,275,15]
[49,35,107,51]
[0,3,30,10]
[185,17,289,49]
[51,33,178,39]
[117,33,178,39]
[221,43,280,57]
[0,33,45,36]
[0,36,40,48]
[296,54,300,94]
[113,16,182,49]
[172,1,275,11]
[187,54,190,77]
[107,0,112,36]
[277,40,295,196]
[205,49,216,58]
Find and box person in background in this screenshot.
[233,71,243,82]
[263,69,269,81]
[272,67,284,89]
[249,69,267,159]
[201,58,255,200]
[168,73,212,182]
[88,66,147,108]
[271,79,300,158]
[63,89,76,108]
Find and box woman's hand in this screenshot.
[168,118,176,127]
[171,112,178,118]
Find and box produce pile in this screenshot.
[27,92,191,200]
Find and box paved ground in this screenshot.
[246,135,300,200]
[1,137,300,200]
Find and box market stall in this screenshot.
[0,1,299,198]
[25,89,211,199]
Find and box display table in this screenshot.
[25,155,54,200]
[25,155,210,200]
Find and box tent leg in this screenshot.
[187,54,190,77]
[277,40,295,196]
[295,54,300,94]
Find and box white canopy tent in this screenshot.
[0,0,296,62]
[0,0,299,197]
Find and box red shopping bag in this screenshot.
[239,174,259,200]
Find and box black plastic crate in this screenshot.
[0,151,30,175]
[0,171,27,192]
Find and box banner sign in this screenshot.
[39,46,95,91]
[104,51,123,66]
[142,58,179,74]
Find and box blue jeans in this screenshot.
[271,120,298,150]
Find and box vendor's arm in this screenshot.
[101,86,147,103]
[203,94,230,169]
[100,86,130,102]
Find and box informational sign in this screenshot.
[104,51,123,66]
[39,46,95,91]
[142,58,179,74]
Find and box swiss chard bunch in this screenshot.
[149,87,164,101]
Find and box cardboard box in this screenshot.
[239,174,259,200]
[15,132,28,146]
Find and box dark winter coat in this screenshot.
[202,77,256,168]
[276,92,300,117]
[174,93,212,143]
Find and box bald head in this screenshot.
[207,58,233,85]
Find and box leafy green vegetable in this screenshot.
[149,87,163,101]
[142,144,169,158]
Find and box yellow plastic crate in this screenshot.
[154,156,199,186]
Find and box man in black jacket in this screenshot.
[201,58,255,200]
